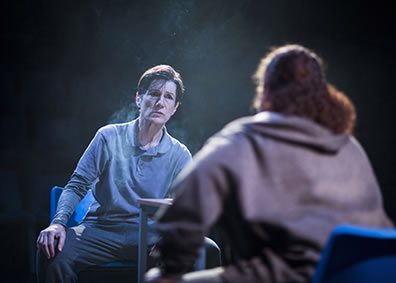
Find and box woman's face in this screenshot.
[136,79,179,126]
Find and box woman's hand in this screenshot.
[36,224,66,259]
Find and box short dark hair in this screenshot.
[137,65,185,103]
[253,44,356,134]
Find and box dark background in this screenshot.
[1,0,395,281]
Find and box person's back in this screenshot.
[192,111,392,282]
[145,45,393,283]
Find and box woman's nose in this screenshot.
[155,95,165,106]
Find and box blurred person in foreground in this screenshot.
[145,45,393,283]
[36,65,192,282]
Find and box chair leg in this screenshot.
[194,246,206,271]
[205,237,222,268]
[193,237,222,271]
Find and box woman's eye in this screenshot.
[149,91,160,97]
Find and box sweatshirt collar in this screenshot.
[128,119,171,155]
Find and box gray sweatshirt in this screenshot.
[52,119,191,227]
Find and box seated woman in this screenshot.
[36,65,192,283]
[145,45,393,283]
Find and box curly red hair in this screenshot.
[253,45,356,134]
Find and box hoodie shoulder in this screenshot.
[218,112,350,153]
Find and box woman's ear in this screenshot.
[135,93,141,108]
[171,102,180,116]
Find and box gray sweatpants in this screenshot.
[37,221,158,283]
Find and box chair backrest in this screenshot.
[311,224,396,283]
[50,186,95,227]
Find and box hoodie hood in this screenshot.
[226,112,349,153]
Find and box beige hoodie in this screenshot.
[156,112,393,282]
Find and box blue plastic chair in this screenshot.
[50,185,96,227]
[311,224,396,283]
